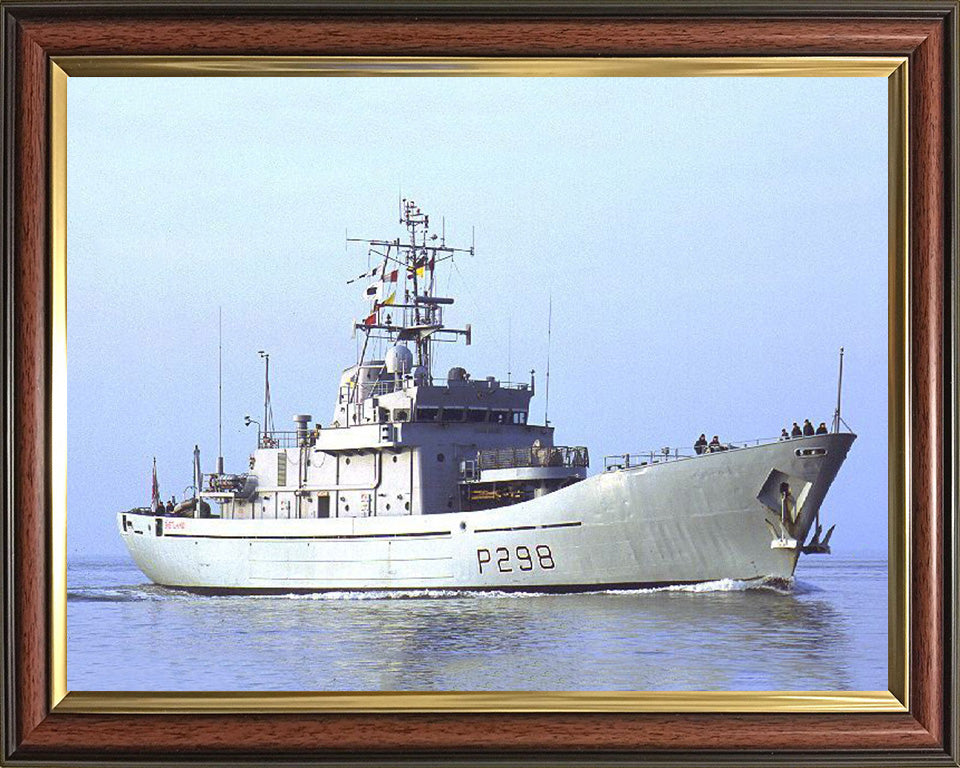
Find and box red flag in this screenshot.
[385,269,398,283]
[364,312,377,326]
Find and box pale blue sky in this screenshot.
[67,76,888,558]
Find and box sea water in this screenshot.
[67,554,886,691]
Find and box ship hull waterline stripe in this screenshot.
[151,578,780,596]
[150,522,583,540]
[160,531,452,541]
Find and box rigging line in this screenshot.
[450,257,483,319]
[366,249,406,269]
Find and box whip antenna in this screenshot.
[507,317,512,385]
[832,346,845,433]
[217,307,224,474]
[544,294,553,427]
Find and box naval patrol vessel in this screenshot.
[118,201,855,592]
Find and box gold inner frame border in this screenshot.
[48,55,909,714]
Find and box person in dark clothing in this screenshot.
[694,433,708,455]
[802,419,814,436]
[816,422,828,435]
[780,428,790,441]
[790,422,802,438]
[708,435,721,452]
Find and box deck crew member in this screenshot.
[708,435,721,452]
[816,422,828,435]
[694,434,708,455]
[803,419,814,436]
[791,422,802,438]
[780,428,790,441]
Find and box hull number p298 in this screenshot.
[477,545,555,574]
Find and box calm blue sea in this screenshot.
[67,553,887,691]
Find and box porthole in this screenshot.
[345,457,351,465]
[386,503,391,511]
[392,455,398,463]
[437,453,445,462]
[459,521,466,531]
[344,504,350,512]
[405,502,410,511]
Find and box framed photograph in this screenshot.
[2,2,956,765]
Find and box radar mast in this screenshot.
[346,200,473,383]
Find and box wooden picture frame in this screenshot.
[2,2,956,764]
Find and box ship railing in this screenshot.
[337,380,401,402]
[258,430,316,449]
[408,376,529,391]
[476,445,590,472]
[339,377,531,402]
[603,435,783,471]
[439,377,531,391]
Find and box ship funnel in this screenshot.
[293,414,312,443]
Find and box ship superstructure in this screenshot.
[118,202,855,592]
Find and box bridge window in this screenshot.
[442,407,465,422]
[490,410,510,425]
[416,407,439,422]
[467,408,488,423]
[512,411,528,425]
[393,409,409,422]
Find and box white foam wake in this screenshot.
[69,577,796,603]
[601,576,794,596]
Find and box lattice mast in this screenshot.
[347,199,473,382]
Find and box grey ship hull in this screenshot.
[118,433,854,591]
